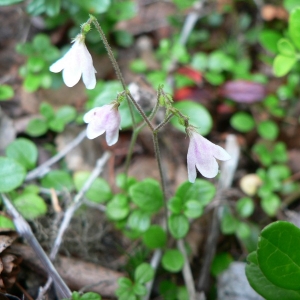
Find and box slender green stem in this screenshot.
[153,132,168,227]
[154,113,174,132]
[127,93,154,131]
[91,17,136,127]
[124,130,139,175]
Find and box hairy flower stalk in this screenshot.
[49,34,96,89]
[187,127,231,182]
[84,103,121,146]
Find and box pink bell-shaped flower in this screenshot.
[187,129,231,182]
[49,34,96,89]
[83,103,121,146]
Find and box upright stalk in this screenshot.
[91,17,136,127]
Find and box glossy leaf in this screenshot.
[171,101,212,135]
[273,55,296,77]
[289,7,300,51]
[236,197,254,218]
[168,214,189,239]
[142,225,167,249]
[129,179,163,213]
[230,112,255,133]
[26,118,48,137]
[41,170,73,191]
[261,194,281,217]
[246,251,300,300]
[257,221,300,290]
[162,249,184,272]
[6,138,38,171]
[0,157,26,192]
[277,38,296,57]
[211,252,233,277]
[134,263,154,284]
[13,193,47,220]
[0,215,15,230]
[0,85,14,100]
[175,180,216,206]
[127,210,150,232]
[257,120,279,140]
[74,171,112,203]
[183,200,203,219]
[106,194,129,221]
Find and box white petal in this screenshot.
[212,144,231,161]
[49,57,65,73]
[187,139,197,183]
[106,127,119,146]
[83,107,100,123]
[196,158,219,178]
[82,67,96,89]
[86,123,105,139]
[79,44,96,89]
[62,63,81,87]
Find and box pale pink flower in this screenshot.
[187,130,231,182]
[83,104,121,146]
[49,34,96,89]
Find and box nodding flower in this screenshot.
[186,127,231,182]
[50,34,96,89]
[83,103,121,146]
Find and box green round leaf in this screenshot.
[0,215,15,230]
[129,179,163,213]
[74,0,110,14]
[221,213,239,235]
[230,112,255,133]
[41,170,73,191]
[23,73,42,92]
[127,210,150,232]
[48,117,65,132]
[167,197,183,214]
[289,7,300,51]
[133,283,147,296]
[6,138,38,171]
[261,194,281,217]
[74,171,112,203]
[168,214,189,239]
[277,38,296,57]
[162,249,184,272]
[80,292,101,300]
[0,157,26,192]
[26,118,48,137]
[259,29,282,53]
[134,263,154,284]
[56,105,77,124]
[246,251,300,300]
[40,102,55,120]
[236,197,254,218]
[257,120,279,141]
[175,180,216,206]
[273,55,296,77]
[0,85,14,100]
[171,101,212,135]
[236,222,251,239]
[106,194,129,221]
[257,221,300,290]
[183,200,203,219]
[13,193,47,220]
[211,252,233,277]
[142,225,167,249]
